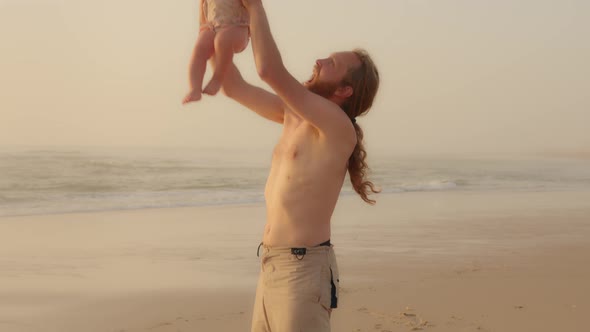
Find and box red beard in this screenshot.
[306,79,340,99]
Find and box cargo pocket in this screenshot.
[319,248,340,310]
[328,257,340,309]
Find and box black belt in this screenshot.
[257,239,331,258]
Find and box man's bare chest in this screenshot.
[272,122,319,163]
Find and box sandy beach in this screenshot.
[1,190,589,332]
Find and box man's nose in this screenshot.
[318,58,330,65]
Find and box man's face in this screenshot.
[304,51,361,98]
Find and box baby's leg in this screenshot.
[183,28,215,104]
[203,26,249,96]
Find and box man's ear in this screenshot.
[335,85,353,99]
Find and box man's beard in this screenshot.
[305,79,340,99]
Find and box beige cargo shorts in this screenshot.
[250,242,340,332]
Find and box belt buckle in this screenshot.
[291,248,306,256]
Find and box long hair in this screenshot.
[341,49,381,204]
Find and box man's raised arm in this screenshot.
[213,58,285,124]
[241,0,351,137]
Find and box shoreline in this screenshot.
[3,187,589,219]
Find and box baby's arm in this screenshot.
[199,0,206,26]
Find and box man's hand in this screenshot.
[208,55,239,96]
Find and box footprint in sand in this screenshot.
[445,314,463,325]
[146,321,172,330]
[466,324,490,331]
[397,310,434,330]
[445,317,490,332]
[452,260,485,275]
[357,306,434,330]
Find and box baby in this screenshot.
[183,0,250,104]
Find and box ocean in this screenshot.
[1,146,589,217]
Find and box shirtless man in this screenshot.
[216,1,380,331]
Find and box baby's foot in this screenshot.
[202,78,222,96]
[182,89,202,104]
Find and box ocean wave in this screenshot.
[3,148,589,217]
[396,180,459,192]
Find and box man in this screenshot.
[215,1,380,331]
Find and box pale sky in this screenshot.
[1,0,589,156]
